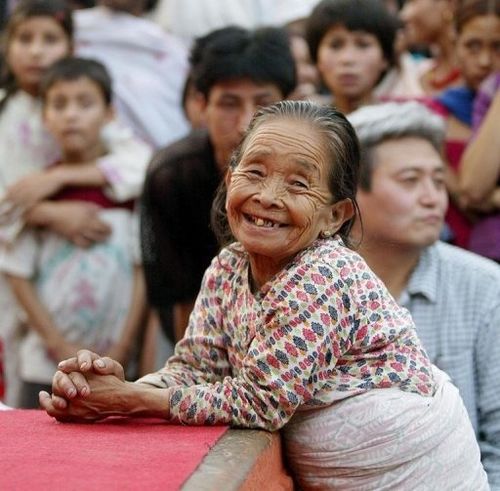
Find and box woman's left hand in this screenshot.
[39,370,130,423]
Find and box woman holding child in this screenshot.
[40,101,487,490]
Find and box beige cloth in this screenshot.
[283,366,488,490]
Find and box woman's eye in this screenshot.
[248,169,264,177]
[291,180,308,189]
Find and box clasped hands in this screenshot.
[39,350,127,422]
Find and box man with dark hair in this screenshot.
[141,26,296,342]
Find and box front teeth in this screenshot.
[253,216,278,228]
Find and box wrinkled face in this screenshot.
[456,15,500,91]
[400,0,448,46]
[7,16,71,96]
[203,78,284,172]
[226,118,351,280]
[43,77,112,160]
[317,25,388,104]
[356,137,448,251]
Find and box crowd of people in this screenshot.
[0,0,499,489]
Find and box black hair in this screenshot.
[455,0,500,33]
[0,0,73,112]
[190,26,297,99]
[40,57,113,105]
[211,100,361,248]
[305,0,399,66]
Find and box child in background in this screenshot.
[0,0,150,407]
[305,0,399,114]
[0,57,145,408]
[433,0,500,249]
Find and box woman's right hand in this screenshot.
[39,350,126,420]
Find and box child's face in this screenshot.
[456,14,500,91]
[7,16,71,96]
[317,25,388,105]
[43,77,113,161]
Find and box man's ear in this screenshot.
[329,198,354,232]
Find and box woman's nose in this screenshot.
[255,180,284,208]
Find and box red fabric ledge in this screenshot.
[0,409,228,490]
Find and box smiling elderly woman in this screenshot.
[40,101,487,490]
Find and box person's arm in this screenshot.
[139,257,353,431]
[3,164,108,211]
[5,274,82,362]
[5,121,152,206]
[139,308,161,376]
[475,301,500,486]
[98,121,152,202]
[25,201,111,248]
[43,257,348,430]
[106,265,148,366]
[459,90,500,208]
[40,368,173,422]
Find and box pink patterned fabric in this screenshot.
[139,238,435,430]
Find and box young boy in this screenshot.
[0,57,145,408]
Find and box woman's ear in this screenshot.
[329,198,354,231]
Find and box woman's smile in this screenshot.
[243,213,287,229]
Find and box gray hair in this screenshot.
[211,100,361,248]
[347,102,446,190]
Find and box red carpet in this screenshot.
[0,410,228,490]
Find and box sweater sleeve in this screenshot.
[163,259,349,430]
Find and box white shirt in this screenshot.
[75,7,190,149]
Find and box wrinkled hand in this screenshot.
[5,171,63,210]
[42,201,111,248]
[40,371,128,422]
[39,350,126,422]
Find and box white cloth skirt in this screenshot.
[283,366,489,490]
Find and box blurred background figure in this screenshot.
[305,0,400,114]
[140,26,296,364]
[459,72,500,262]
[0,57,145,408]
[75,0,190,149]
[432,0,500,249]
[349,101,500,486]
[150,0,321,48]
[400,0,462,95]
[287,29,321,100]
[0,0,151,407]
